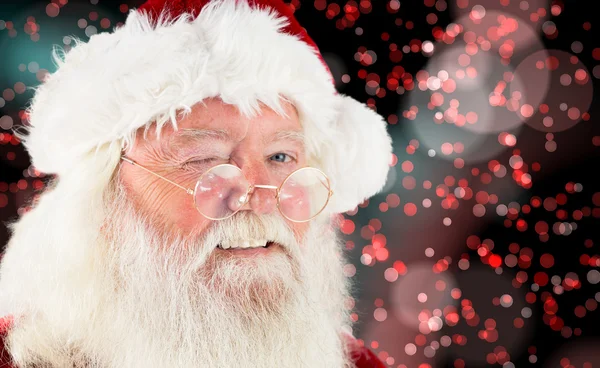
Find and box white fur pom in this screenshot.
[323,95,393,214]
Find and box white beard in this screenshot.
[4,179,353,368]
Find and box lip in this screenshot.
[216,242,279,256]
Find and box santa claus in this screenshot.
[0,0,392,366]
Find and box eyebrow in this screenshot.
[269,130,305,144]
[163,128,229,156]
[165,128,305,151]
[171,128,230,141]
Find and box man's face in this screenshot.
[119,97,309,254]
[5,98,349,368]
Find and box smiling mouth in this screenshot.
[216,240,276,250]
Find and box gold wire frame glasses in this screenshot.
[120,156,333,222]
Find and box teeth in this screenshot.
[218,239,268,250]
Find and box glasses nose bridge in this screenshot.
[252,183,279,191]
[240,183,279,217]
[247,183,279,200]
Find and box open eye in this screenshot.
[270,153,294,163]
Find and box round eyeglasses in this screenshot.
[121,157,333,222]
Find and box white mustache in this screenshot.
[198,211,300,254]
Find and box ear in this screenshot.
[322,94,393,214]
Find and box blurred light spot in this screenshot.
[473,204,486,217]
[374,307,387,322]
[343,264,356,277]
[588,270,600,284]
[0,116,13,130]
[424,345,436,358]
[404,203,417,216]
[500,294,514,307]
[384,267,399,282]
[405,343,417,356]
[428,316,443,331]
[85,25,97,37]
[422,41,434,54]
[470,5,486,20]
[46,3,60,17]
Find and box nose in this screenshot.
[246,185,277,215]
[238,167,278,216]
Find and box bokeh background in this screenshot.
[1,0,599,367]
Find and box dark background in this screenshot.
[1,0,599,366]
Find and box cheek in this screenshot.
[121,169,210,235]
[159,190,210,234]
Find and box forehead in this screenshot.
[167,97,301,142]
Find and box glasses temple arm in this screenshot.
[121,157,194,195]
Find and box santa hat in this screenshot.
[20,0,392,214]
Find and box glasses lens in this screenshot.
[278,167,331,222]
[194,165,249,220]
